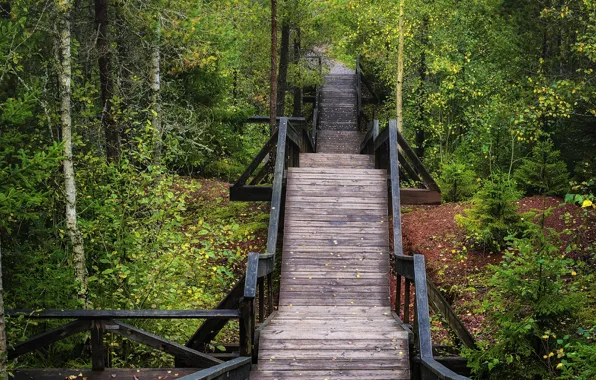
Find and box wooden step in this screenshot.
[300,153,374,169]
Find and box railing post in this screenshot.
[356,57,362,131]
[266,118,288,256]
[240,252,259,358]
[258,277,265,323]
[239,297,253,358]
[413,255,433,360]
[267,272,273,315]
[90,320,105,371]
[388,120,404,256]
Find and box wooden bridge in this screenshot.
[6,59,473,379]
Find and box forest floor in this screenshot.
[396,196,596,343]
[176,177,270,282]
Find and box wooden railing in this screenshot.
[187,117,312,366]
[361,120,440,192]
[365,119,472,379]
[5,309,241,372]
[356,57,381,132]
[230,116,315,201]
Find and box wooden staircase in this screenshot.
[250,153,410,379]
[317,72,364,154]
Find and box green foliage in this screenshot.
[463,224,594,379]
[514,139,570,195]
[437,162,478,202]
[456,175,524,251]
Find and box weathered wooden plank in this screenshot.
[287,179,386,185]
[103,320,223,366]
[265,318,401,327]
[250,369,409,380]
[258,359,407,370]
[7,309,240,319]
[275,306,394,316]
[243,252,259,299]
[284,221,387,227]
[229,185,273,202]
[281,271,387,279]
[286,196,387,204]
[300,153,373,160]
[183,278,244,359]
[260,328,406,340]
[400,188,441,205]
[266,117,288,255]
[11,369,204,380]
[8,320,89,359]
[285,208,387,216]
[177,357,251,380]
[90,321,105,371]
[426,277,476,349]
[233,130,278,187]
[279,299,390,307]
[281,279,389,287]
[259,349,405,360]
[289,168,384,174]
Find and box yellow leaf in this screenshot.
[581,199,593,208]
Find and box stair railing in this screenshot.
[356,57,381,133]
[229,116,315,201]
[364,119,472,379]
[184,117,314,367]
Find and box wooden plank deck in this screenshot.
[250,151,409,379]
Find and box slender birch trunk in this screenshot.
[57,0,88,307]
[151,16,162,165]
[270,0,278,134]
[0,239,6,380]
[396,0,405,135]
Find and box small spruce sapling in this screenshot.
[514,139,570,195]
[456,174,524,251]
[437,162,478,202]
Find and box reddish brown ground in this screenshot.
[390,196,596,342]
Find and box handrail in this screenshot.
[6,309,229,369]
[230,115,316,193]
[6,309,240,319]
[311,84,319,148]
[356,57,381,133]
[177,357,251,380]
[356,56,363,132]
[236,117,304,364]
[370,119,470,379]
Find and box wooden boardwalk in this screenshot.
[251,69,410,379]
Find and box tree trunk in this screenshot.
[95,0,119,161]
[0,239,6,380]
[269,0,278,134]
[151,16,162,165]
[276,20,290,116]
[416,17,428,158]
[396,0,405,135]
[58,0,88,307]
[292,29,302,117]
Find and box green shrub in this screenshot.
[514,139,570,195]
[437,162,479,202]
[456,174,524,250]
[463,227,593,379]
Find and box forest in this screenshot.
[0,0,594,379]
